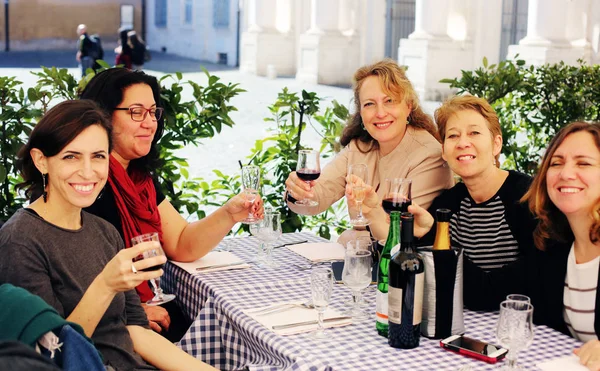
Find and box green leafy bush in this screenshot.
[441,58,600,174]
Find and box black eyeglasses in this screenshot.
[114,106,164,122]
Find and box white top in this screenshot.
[563,244,599,342]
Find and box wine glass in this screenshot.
[496,300,534,370]
[506,294,530,303]
[241,165,260,224]
[295,150,320,207]
[131,232,176,306]
[311,267,334,338]
[382,178,412,214]
[342,249,372,321]
[348,163,369,227]
[347,236,377,308]
[256,211,282,268]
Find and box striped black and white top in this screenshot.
[563,245,599,342]
[451,196,520,271]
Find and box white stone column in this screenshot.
[398,0,474,101]
[358,0,386,66]
[508,0,590,65]
[296,0,361,85]
[240,0,296,76]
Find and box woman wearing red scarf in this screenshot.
[80,68,263,341]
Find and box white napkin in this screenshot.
[170,251,251,274]
[537,354,588,371]
[245,302,352,335]
[287,242,345,262]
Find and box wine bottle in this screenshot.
[388,212,425,349]
[432,209,451,250]
[376,211,401,337]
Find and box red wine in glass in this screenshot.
[382,197,411,214]
[297,169,321,182]
[133,254,165,272]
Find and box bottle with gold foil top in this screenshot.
[432,209,451,250]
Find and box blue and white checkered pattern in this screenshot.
[162,232,581,370]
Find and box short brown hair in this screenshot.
[435,95,502,167]
[522,121,600,250]
[340,59,439,150]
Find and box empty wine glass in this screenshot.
[348,163,370,227]
[311,267,334,338]
[295,150,320,207]
[256,211,282,268]
[382,178,412,214]
[496,300,534,370]
[342,249,372,321]
[131,232,176,306]
[241,165,260,224]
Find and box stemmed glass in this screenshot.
[348,163,369,227]
[382,178,412,214]
[255,211,282,268]
[131,232,176,306]
[311,267,334,338]
[295,150,320,207]
[241,165,260,224]
[496,300,534,370]
[342,249,372,321]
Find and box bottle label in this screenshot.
[388,286,402,324]
[375,291,388,325]
[390,243,400,256]
[414,272,425,324]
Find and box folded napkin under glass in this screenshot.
[537,354,588,371]
[245,301,352,335]
[170,251,251,274]
[286,242,345,263]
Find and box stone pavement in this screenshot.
[0,51,441,213]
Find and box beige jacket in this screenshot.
[288,126,454,241]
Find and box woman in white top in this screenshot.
[524,121,600,370]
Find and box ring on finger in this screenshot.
[131,263,138,274]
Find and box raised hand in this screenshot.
[225,192,264,223]
[407,203,434,238]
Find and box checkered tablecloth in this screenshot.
[162,232,581,371]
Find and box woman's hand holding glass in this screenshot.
[406,203,434,238]
[99,240,165,294]
[225,191,264,223]
[346,164,371,227]
[286,150,320,207]
[131,233,176,306]
[240,165,262,224]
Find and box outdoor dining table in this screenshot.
[162,232,581,371]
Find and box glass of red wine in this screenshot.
[295,149,320,207]
[241,165,261,224]
[131,232,176,306]
[382,178,412,215]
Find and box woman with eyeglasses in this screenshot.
[80,68,264,341]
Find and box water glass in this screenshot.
[311,267,334,338]
[131,232,176,306]
[342,249,372,321]
[255,211,282,268]
[496,300,534,370]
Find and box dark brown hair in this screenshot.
[434,95,502,167]
[522,121,600,250]
[339,59,439,151]
[16,100,112,201]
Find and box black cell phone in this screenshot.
[331,260,378,284]
[440,335,508,364]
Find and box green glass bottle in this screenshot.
[376,210,401,337]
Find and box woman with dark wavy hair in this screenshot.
[80,68,263,340]
[285,59,453,242]
[523,121,600,368]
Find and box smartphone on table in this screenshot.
[440,335,508,364]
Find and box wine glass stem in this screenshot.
[150,278,163,299]
[356,201,363,218]
[506,350,518,369]
[303,181,311,203]
[317,310,325,333]
[265,242,273,263]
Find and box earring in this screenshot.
[42,173,48,203]
[360,122,366,131]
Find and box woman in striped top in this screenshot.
[409,95,537,311]
[524,122,600,368]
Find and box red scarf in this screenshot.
[108,155,163,302]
